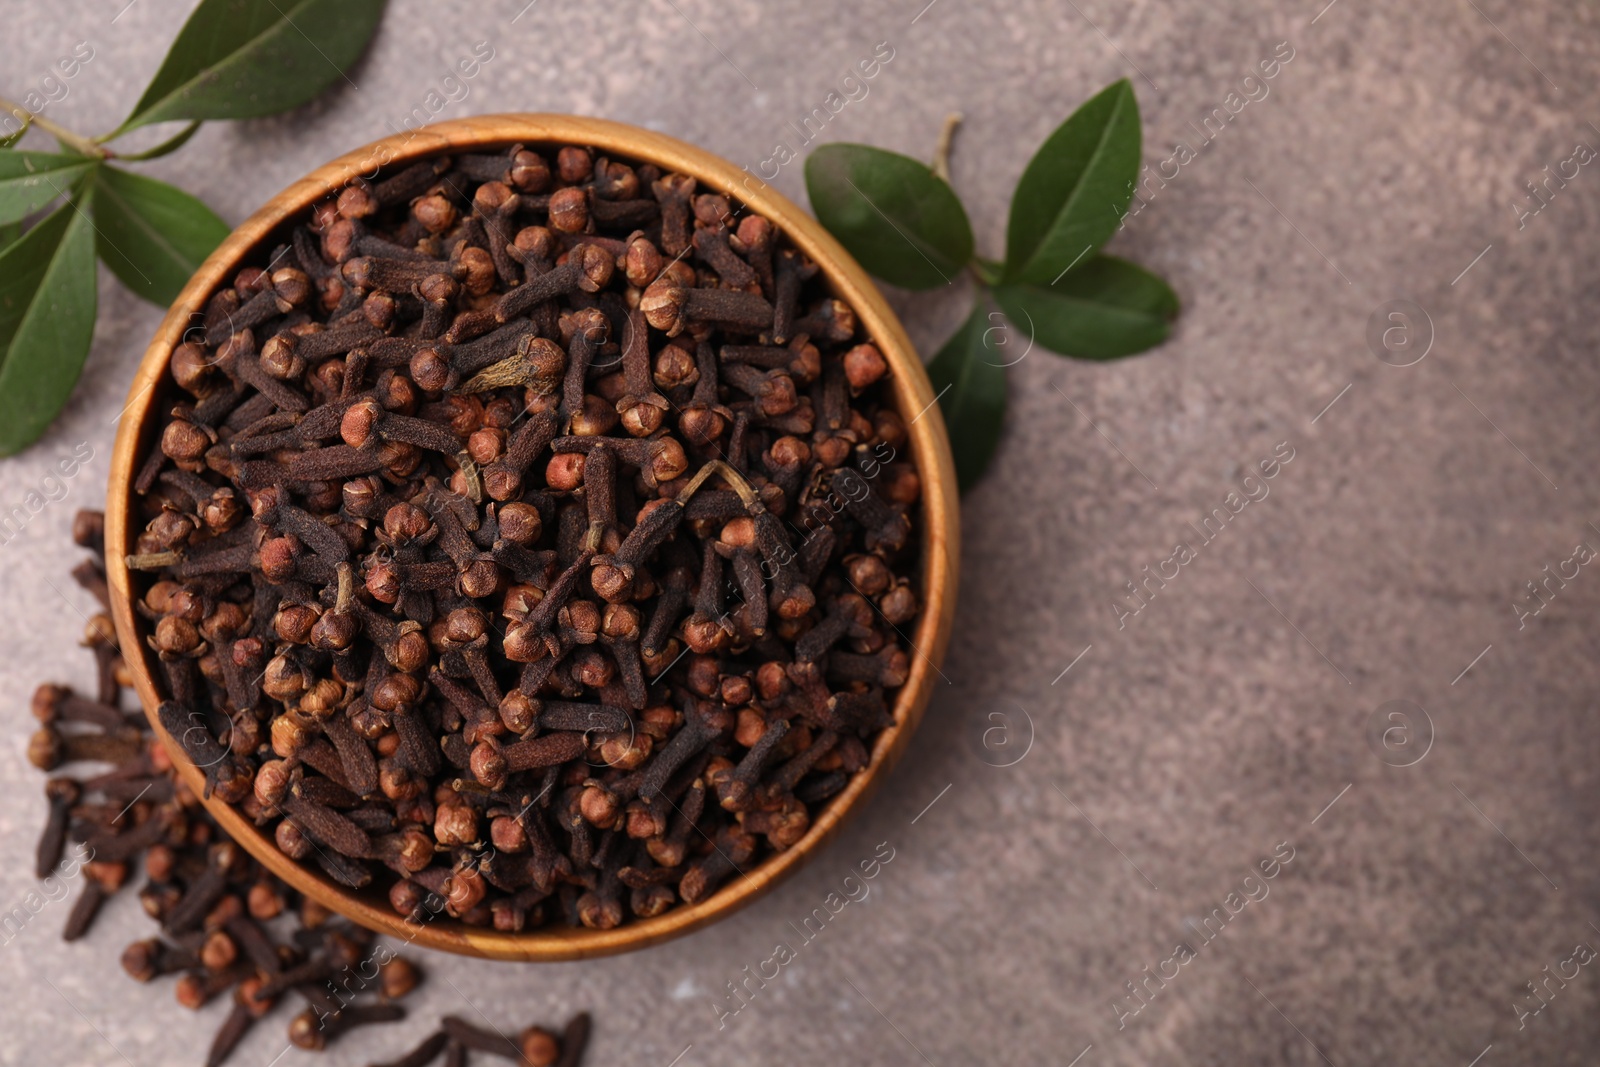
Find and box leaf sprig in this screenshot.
[805,80,1179,491]
[0,0,386,456]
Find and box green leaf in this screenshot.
[993,254,1178,360]
[0,221,20,251]
[0,194,97,456]
[0,151,99,225]
[114,0,387,135]
[805,143,973,290]
[0,119,30,149]
[926,302,1009,491]
[1004,79,1141,285]
[92,166,230,307]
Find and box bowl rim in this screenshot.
[105,113,959,961]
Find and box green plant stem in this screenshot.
[110,121,201,161]
[0,96,110,159]
[931,112,962,183]
[971,258,1003,287]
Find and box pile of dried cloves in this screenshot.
[124,142,922,932]
[29,512,592,1067]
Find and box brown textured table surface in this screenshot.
[2,1,1598,1064]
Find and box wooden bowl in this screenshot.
[106,115,958,961]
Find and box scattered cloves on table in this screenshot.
[25,515,593,1067]
[118,140,920,935]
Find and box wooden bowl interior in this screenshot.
[105,115,958,960]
